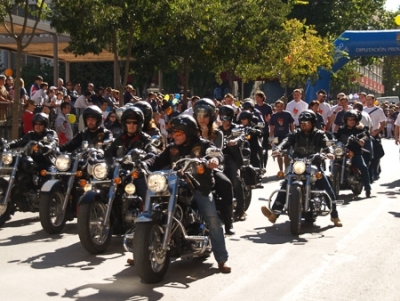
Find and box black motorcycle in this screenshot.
[267,151,333,235]
[132,148,221,283]
[0,140,53,227]
[330,135,364,197]
[78,147,146,254]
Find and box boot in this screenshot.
[224,205,235,235]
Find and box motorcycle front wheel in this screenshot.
[0,181,13,227]
[78,200,111,254]
[39,188,67,234]
[133,222,170,284]
[243,185,252,212]
[288,184,302,235]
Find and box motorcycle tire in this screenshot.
[0,181,13,227]
[351,180,364,196]
[133,221,170,284]
[288,184,302,235]
[243,185,252,212]
[39,187,67,234]
[331,165,341,198]
[78,199,111,254]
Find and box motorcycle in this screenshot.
[78,147,147,254]
[132,148,221,283]
[0,140,54,227]
[39,141,106,234]
[267,151,333,235]
[330,134,364,197]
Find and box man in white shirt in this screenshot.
[285,89,308,126]
[181,95,200,116]
[316,89,331,124]
[363,94,386,181]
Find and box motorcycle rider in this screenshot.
[335,110,371,198]
[218,105,247,221]
[7,112,58,170]
[105,106,159,201]
[193,98,235,235]
[238,110,263,169]
[59,105,112,152]
[143,115,231,273]
[261,110,343,227]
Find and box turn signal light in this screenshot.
[79,179,87,187]
[40,170,47,177]
[316,172,323,180]
[114,177,122,184]
[347,151,354,158]
[32,145,39,152]
[277,171,285,179]
[131,170,140,179]
[196,164,205,175]
[76,171,83,178]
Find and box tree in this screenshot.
[0,0,50,139]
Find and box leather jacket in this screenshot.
[219,123,244,166]
[335,126,368,156]
[144,137,223,196]
[59,127,112,152]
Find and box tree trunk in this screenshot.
[11,39,23,140]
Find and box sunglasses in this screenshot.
[220,115,231,121]
[34,122,45,126]
[172,130,185,137]
[126,121,138,125]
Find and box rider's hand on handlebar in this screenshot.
[271,150,281,157]
[326,153,335,160]
[207,158,219,169]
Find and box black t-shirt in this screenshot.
[269,111,294,137]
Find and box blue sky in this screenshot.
[385,0,399,11]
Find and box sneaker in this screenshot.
[331,217,343,227]
[261,206,277,224]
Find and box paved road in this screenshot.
[1,139,400,301]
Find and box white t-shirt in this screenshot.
[318,101,331,123]
[363,106,386,131]
[286,100,308,126]
[360,111,373,130]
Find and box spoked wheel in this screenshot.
[288,184,302,235]
[40,188,67,234]
[133,222,170,284]
[0,182,13,227]
[243,185,252,212]
[78,200,111,254]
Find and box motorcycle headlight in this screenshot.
[293,161,306,175]
[125,183,136,195]
[147,173,168,194]
[334,147,344,157]
[2,151,12,165]
[93,163,107,180]
[83,183,92,192]
[55,154,71,171]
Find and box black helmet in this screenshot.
[32,112,49,127]
[219,105,235,121]
[83,105,103,127]
[169,115,199,142]
[133,101,153,126]
[239,110,253,121]
[242,99,255,111]
[121,106,144,132]
[343,110,361,123]
[298,109,317,127]
[193,98,216,123]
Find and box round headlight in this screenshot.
[334,147,344,156]
[2,151,13,165]
[55,154,71,171]
[293,161,306,175]
[83,183,92,192]
[147,173,168,194]
[125,183,136,195]
[93,163,107,180]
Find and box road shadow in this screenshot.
[0,215,40,229]
[338,192,366,205]
[380,179,400,189]
[388,211,400,218]
[55,259,216,301]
